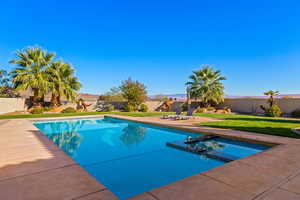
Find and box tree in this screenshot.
[47,61,81,106]
[0,69,19,97]
[0,69,10,87]
[264,90,279,107]
[10,47,55,105]
[186,65,226,107]
[120,78,147,111]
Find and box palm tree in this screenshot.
[186,66,226,107]
[264,90,279,107]
[47,61,81,106]
[10,47,55,105]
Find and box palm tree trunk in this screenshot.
[32,89,40,106]
[51,94,58,107]
[56,95,61,106]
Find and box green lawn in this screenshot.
[194,113,300,138]
[0,112,174,120]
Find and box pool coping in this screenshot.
[1,114,300,200]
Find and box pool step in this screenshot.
[184,134,219,144]
[166,136,239,162]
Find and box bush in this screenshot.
[265,105,282,117]
[291,109,300,118]
[30,107,44,114]
[103,104,114,112]
[61,107,77,113]
[195,108,207,113]
[43,107,53,112]
[139,104,148,112]
[124,104,136,112]
[207,107,216,112]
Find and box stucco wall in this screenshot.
[0,98,26,114]
[220,98,300,114]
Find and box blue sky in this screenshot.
[1,0,300,95]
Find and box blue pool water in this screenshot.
[34,117,269,199]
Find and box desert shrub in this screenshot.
[139,104,148,112]
[124,104,136,112]
[103,104,114,112]
[43,107,53,112]
[61,107,77,113]
[195,108,207,113]
[291,109,300,118]
[265,105,282,117]
[207,107,216,112]
[30,107,44,114]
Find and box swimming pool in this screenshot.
[34,117,270,199]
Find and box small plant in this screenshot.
[195,107,207,113]
[291,109,300,118]
[124,104,136,112]
[61,107,77,113]
[30,107,44,114]
[139,104,148,112]
[103,104,114,112]
[207,107,216,112]
[43,107,53,112]
[265,105,282,117]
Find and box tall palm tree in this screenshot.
[186,66,226,107]
[47,61,81,106]
[10,47,55,105]
[264,90,279,107]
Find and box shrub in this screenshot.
[124,104,136,112]
[291,109,300,118]
[207,107,216,112]
[43,107,53,112]
[195,108,207,113]
[103,104,114,112]
[265,105,282,117]
[30,107,44,114]
[61,107,77,113]
[139,104,148,112]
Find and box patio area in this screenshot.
[1,115,300,200]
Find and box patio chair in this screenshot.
[176,108,195,120]
[162,108,182,119]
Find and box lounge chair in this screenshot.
[162,109,182,119]
[175,108,195,120]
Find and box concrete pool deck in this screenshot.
[0,114,300,200]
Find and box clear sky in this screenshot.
[1,0,300,96]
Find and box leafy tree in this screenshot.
[0,69,10,87]
[264,90,279,107]
[186,65,226,107]
[47,61,81,106]
[10,47,55,104]
[120,78,147,111]
[0,69,19,97]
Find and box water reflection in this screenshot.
[49,131,82,156]
[120,125,147,147]
[45,120,88,156]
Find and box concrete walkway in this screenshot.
[0,115,300,200]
